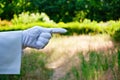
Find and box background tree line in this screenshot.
[0,0,120,22]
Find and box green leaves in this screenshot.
[1,18,120,37]
[11,12,54,24]
[1,0,120,22]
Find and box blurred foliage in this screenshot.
[0,19,12,26]
[1,18,120,38]
[11,12,54,24]
[0,10,120,42]
[0,0,120,22]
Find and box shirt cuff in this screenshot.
[0,31,22,74]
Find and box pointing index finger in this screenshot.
[36,26,67,33]
[50,28,67,33]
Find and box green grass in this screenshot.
[1,19,120,36]
[0,50,119,80]
[0,51,53,80]
[59,51,118,80]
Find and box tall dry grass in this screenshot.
[24,34,118,80]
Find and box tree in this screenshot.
[0,0,120,22]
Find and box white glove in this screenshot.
[22,26,67,49]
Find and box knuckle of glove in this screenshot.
[36,36,50,49]
[38,37,49,44]
[40,32,52,39]
[36,41,45,49]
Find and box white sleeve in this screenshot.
[0,31,22,74]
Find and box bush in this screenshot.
[0,19,12,27]
[11,12,54,24]
[1,19,120,37]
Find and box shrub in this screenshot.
[1,18,120,37]
[11,12,54,24]
[0,19,12,27]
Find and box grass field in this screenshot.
[0,34,120,80]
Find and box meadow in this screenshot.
[0,34,119,80]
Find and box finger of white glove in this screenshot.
[34,26,67,34]
[40,27,67,33]
[34,26,51,33]
[40,33,52,39]
[36,41,45,49]
[37,37,49,45]
[36,33,50,49]
[50,28,67,33]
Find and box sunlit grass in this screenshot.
[42,34,114,69]
[59,51,118,80]
[0,50,119,80]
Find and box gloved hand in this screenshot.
[22,26,67,49]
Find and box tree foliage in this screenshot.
[0,0,120,22]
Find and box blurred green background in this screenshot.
[0,0,120,80]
